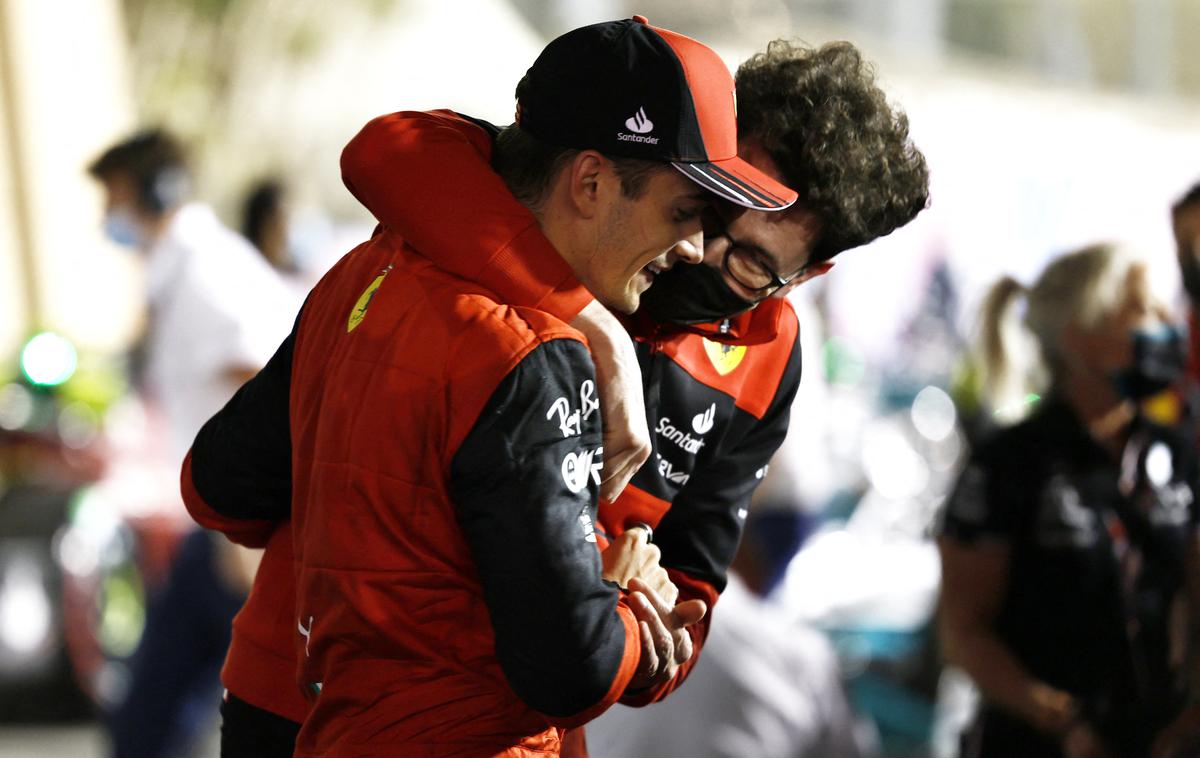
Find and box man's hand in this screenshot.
[1027,684,1113,758]
[569,301,650,502]
[626,577,706,692]
[1029,683,1078,735]
[601,527,677,606]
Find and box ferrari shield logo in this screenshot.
[347,270,389,333]
[702,338,746,375]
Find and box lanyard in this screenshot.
[1102,428,1157,702]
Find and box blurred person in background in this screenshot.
[87,129,297,758]
[1173,183,1200,382]
[585,509,867,758]
[938,242,1200,758]
[182,34,929,758]
[240,177,293,273]
[240,177,317,302]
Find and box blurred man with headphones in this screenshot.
[88,129,297,758]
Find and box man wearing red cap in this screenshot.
[185,18,795,758]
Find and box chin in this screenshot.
[605,291,638,315]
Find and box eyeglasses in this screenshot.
[702,207,809,294]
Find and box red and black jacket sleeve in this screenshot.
[341,109,592,321]
[449,337,639,725]
[625,334,804,706]
[180,312,298,547]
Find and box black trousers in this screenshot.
[108,530,245,758]
[220,692,301,758]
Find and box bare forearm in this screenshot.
[569,301,650,503]
[942,622,1075,735]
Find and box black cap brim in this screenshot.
[673,157,797,211]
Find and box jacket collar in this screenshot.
[623,296,787,346]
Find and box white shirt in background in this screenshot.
[586,574,867,758]
[143,202,299,464]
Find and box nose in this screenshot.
[672,228,704,266]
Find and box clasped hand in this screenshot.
[600,528,707,692]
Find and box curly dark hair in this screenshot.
[736,40,930,262]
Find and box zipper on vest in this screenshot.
[641,341,664,415]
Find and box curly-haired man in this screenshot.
[183,33,929,758]
[739,40,928,257]
[633,39,928,328]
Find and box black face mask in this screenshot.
[1111,324,1187,400]
[638,262,757,326]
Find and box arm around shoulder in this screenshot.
[341,109,592,321]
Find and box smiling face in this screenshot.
[584,166,709,313]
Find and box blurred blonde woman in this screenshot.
[937,243,1200,758]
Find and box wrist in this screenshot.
[1026,682,1079,736]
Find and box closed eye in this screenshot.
[672,202,708,225]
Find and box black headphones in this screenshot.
[138,165,190,214]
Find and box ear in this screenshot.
[770,261,833,299]
[565,150,607,219]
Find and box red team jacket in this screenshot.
[182,111,802,753]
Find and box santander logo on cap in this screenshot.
[625,107,653,134]
[618,105,660,144]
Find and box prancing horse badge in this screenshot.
[702,338,746,375]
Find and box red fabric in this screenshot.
[222,489,723,741]
[341,110,593,323]
[280,232,637,757]
[647,25,795,206]
[220,524,309,723]
[651,300,798,419]
[621,295,791,347]
[648,24,736,160]
[216,108,795,743]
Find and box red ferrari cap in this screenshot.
[516,17,797,211]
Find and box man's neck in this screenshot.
[528,196,588,281]
[140,206,180,253]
